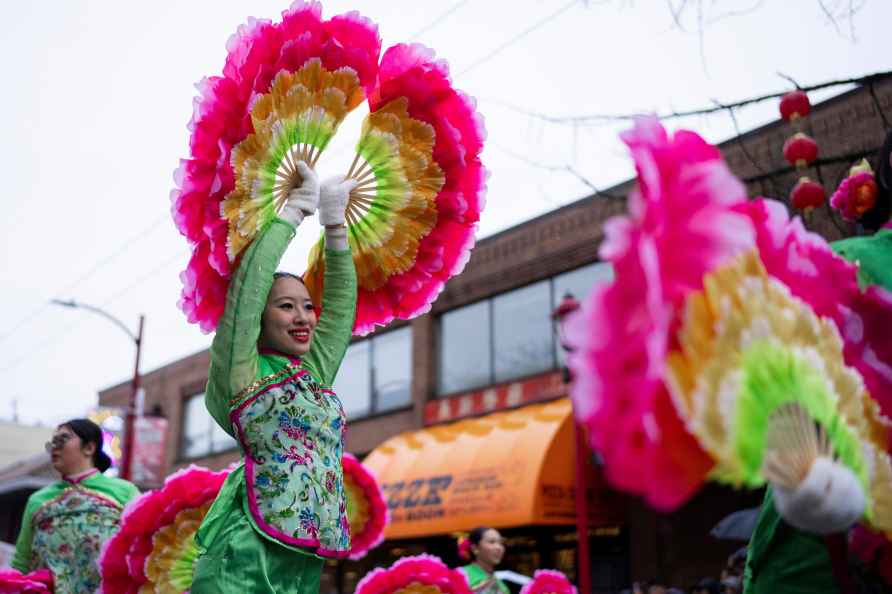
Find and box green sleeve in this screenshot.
[743,488,837,594]
[11,500,36,572]
[831,228,892,291]
[205,219,297,433]
[302,245,357,388]
[11,486,58,572]
[106,476,140,505]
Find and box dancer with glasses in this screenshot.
[11,418,139,594]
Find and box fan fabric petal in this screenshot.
[99,465,230,594]
[342,452,389,560]
[354,554,471,594]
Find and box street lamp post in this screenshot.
[52,299,144,481]
[551,292,591,594]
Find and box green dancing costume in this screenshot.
[192,217,356,593]
[459,564,510,594]
[12,469,139,594]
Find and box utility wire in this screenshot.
[456,0,581,78]
[0,214,169,345]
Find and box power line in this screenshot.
[409,0,473,40]
[0,248,187,376]
[0,213,169,345]
[456,0,581,78]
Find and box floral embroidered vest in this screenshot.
[230,363,350,557]
[30,486,124,594]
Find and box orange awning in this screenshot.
[363,398,597,540]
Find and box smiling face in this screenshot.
[259,276,318,357]
[473,528,506,567]
[47,425,94,476]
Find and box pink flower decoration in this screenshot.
[831,170,879,222]
[99,465,230,594]
[457,536,472,561]
[0,569,54,594]
[354,554,471,594]
[342,452,389,561]
[520,569,578,594]
[566,116,753,510]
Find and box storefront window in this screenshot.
[436,262,613,396]
[334,328,412,419]
[372,327,412,412]
[438,300,492,395]
[493,280,554,383]
[180,392,236,459]
[553,262,614,364]
[334,341,371,418]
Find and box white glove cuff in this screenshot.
[773,457,865,534]
[279,203,306,226]
[325,225,349,251]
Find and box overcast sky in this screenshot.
[0,1,887,426]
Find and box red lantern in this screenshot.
[780,90,811,122]
[783,133,819,169]
[790,177,826,210]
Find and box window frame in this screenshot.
[177,391,238,462]
[436,262,611,398]
[337,325,414,421]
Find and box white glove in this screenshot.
[280,162,320,225]
[319,175,358,227]
[772,457,866,534]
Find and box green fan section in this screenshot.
[249,108,339,229]
[719,340,870,513]
[347,129,411,249]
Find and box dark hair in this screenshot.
[60,418,112,473]
[858,129,892,231]
[468,526,494,547]
[272,271,307,285]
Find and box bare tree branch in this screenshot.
[483,70,892,127]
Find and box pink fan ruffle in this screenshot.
[0,569,54,594]
[740,198,892,426]
[172,0,382,332]
[342,452,389,560]
[566,116,751,510]
[354,554,471,594]
[99,465,230,594]
[519,569,577,594]
[349,43,486,335]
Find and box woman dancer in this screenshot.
[12,418,139,594]
[191,163,357,593]
[458,526,510,594]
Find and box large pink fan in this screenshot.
[172,3,486,336]
[303,43,487,335]
[0,569,54,594]
[99,465,230,594]
[171,1,382,333]
[520,570,577,594]
[354,554,471,594]
[342,452,389,560]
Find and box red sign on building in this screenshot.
[131,416,169,487]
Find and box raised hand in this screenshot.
[280,162,321,225]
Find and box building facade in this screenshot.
[97,77,892,592]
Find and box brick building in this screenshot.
[97,76,892,592]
